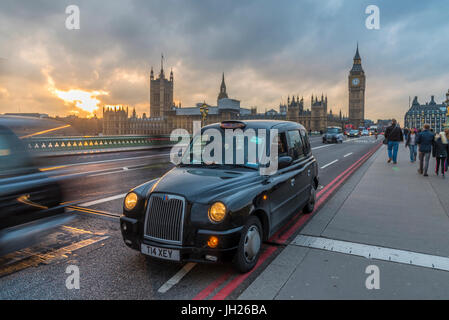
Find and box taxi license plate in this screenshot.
[141,244,180,261]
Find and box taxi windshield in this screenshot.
[326,128,340,134]
[180,129,269,169]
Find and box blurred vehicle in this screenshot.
[322,127,344,144]
[361,129,369,136]
[369,126,378,135]
[348,130,360,138]
[0,124,70,256]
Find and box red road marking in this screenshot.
[193,271,233,300]
[211,246,278,300]
[269,212,301,241]
[200,142,382,300]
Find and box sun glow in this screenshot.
[44,69,108,117]
[52,88,108,115]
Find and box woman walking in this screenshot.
[405,128,418,162]
[432,128,449,178]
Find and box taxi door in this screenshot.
[268,132,297,229]
[285,130,310,214]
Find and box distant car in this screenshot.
[0,124,68,255]
[120,120,319,273]
[348,130,360,138]
[361,129,369,136]
[322,127,344,144]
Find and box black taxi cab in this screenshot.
[120,120,319,272]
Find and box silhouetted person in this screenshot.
[432,128,449,178]
[384,119,403,164]
[416,124,434,176]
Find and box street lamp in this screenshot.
[200,102,209,127]
[444,89,449,130]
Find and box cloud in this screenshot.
[0,0,448,122]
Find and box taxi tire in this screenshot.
[303,186,316,214]
[233,216,262,273]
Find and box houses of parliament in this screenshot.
[103,46,366,135]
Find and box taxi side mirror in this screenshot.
[278,156,293,169]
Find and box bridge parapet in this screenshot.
[23,135,190,154]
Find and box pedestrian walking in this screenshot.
[403,127,410,142]
[384,119,404,164]
[416,124,435,176]
[405,128,418,162]
[432,128,449,178]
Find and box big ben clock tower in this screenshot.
[348,44,365,128]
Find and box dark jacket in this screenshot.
[416,130,435,153]
[432,133,449,158]
[385,124,403,142]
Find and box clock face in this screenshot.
[352,78,360,86]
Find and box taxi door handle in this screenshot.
[290,178,295,186]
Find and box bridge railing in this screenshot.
[23,135,191,154]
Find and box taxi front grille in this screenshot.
[144,194,185,244]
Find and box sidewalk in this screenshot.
[240,143,449,299]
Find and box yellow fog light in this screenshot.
[208,202,227,223]
[124,192,138,210]
[207,236,219,248]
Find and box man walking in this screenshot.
[416,124,435,176]
[384,119,404,164]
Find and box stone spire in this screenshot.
[351,43,363,72]
[217,72,228,103]
[159,53,165,78]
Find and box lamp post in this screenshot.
[200,102,209,127]
[444,89,449,130]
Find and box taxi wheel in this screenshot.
[303,186,316,214]
[233,216,262,273]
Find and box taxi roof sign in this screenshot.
[220,121,246,129]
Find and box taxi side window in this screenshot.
[277,132,288,157]
[287,130,304,160]
[300,129,311,155]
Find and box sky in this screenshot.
[0,0,448,123]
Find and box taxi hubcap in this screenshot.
[243,226,261,262]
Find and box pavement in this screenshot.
[239,142,449,300]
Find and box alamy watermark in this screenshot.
[365,265,380,290]
[66,265,80,290]
[365,5,380,30]
[65,5,80,30]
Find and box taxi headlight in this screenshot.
[124,192,138,211]
[208,202,227,223]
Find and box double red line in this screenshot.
[194,142,382,300]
